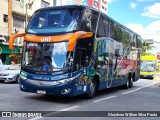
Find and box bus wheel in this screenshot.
[16,75,20,83]
[129,76,133,88]
[85,79,97,98]
[123,75,132,89]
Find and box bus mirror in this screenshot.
[9,33,25,50]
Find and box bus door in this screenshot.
[105,39,114,88]
[96,38,114,89]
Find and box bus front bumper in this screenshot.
[19,77,88,97]
[140,71,155,79]
[140,74,154,79]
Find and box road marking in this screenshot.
[58,105,79,111]
[24,81,160,120]
[28,106,79,120]
[122,82,157,95]
[93,95,117,103]
[28,116,43,120]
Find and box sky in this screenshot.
[107,0,160,54]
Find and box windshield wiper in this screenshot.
[52,67,62,70]
[25,65,34,68]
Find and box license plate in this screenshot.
[37,90,46,94]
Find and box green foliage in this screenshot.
[141,40,155,56]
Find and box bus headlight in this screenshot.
[20,75,27,80]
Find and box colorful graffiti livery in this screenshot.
[9,5,142,98]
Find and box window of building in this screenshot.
[53,0,56,6]
[41,0,49,8]
[3,14,8,22]
[15,0,24,7]
[13,17,24,29]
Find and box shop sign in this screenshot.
[0,45,19,54]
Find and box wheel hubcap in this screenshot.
[90,82,95,95]
[127,79,129,87]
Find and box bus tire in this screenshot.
[16,75,20,83]
[129,76,133,88]
[85,79,97,99]
[123,75,132,89]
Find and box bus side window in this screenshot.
[96,14,108,37]
[90,11,99,33]
[81,9,92,32]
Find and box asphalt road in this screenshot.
[0,77,160,120]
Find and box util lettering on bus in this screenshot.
[41,37,51,42]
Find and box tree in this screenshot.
[141,40,155,56]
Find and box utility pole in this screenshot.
[25,3,28,28]
[8,0,12,36]
[25,0,34,28]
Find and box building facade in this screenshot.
[57,0,108,14]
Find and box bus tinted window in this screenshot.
[22,41,68,72]
[80,9,99,33]
[80,9,92,32]
[27,8,80,34]
[96,14,108,37]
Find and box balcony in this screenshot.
[12,0,24,15]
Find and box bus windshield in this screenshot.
[22,41,68,72]
[27,8,80,34]
[140,61,155,72]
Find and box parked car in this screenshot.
[0,37,6,42]
[0,65,10,70]
[0,64,20,83]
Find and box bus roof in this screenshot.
[141,56,157,61]
[33,5,141,37]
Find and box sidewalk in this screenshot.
[153,72,160,86]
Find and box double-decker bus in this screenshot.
[9,5,142,98]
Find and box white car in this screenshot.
[0,37,6,42]
[0,64,20,83]
[0,65,10,70]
